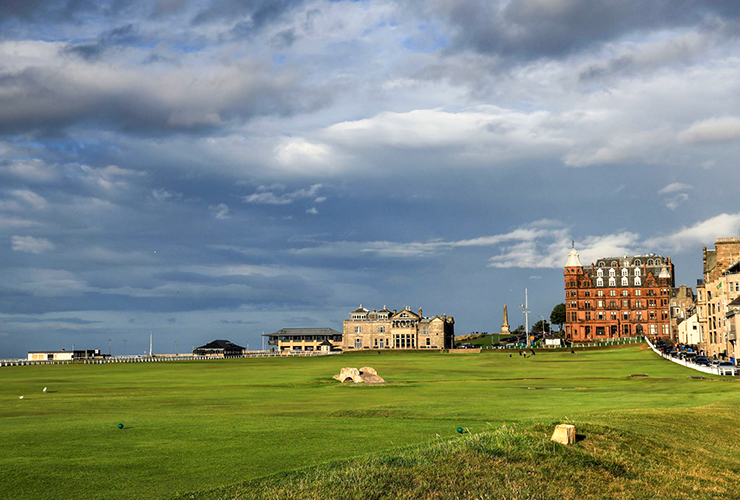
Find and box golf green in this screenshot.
[1,346,737,499]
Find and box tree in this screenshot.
[513,325,525,334]
[550,303,566,332]
[532,319,551,334]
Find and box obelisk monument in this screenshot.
[500,305,511,334]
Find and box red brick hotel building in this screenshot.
[564,247,674,342]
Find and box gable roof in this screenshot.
[195,339,245,350]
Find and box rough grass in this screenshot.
[1,346,739,499]
[183,406,740,500]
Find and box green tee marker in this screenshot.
[456,427,464,434]
[118,423,124,429]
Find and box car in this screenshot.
[694,356,711,366]
[716,361,738,376]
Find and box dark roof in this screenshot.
[319,339,333,346]
[195,339,245,350]
[264,328,342,337]
[729,296,740,307]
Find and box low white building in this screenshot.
[677,314,699,345]
[28,349,101,361]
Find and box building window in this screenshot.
[585,312,591,320]
[378,326,385,333]
[597,277,603,287]
[621,277,628,286]
[622,268,629,277]
[622,289,628,296]
[354,326,362,334]
[634,277,641,286]
[634,259,641,266]
[597,269,604,277]
[609,268,616,277]
[634,268,641,276]
[609,277,616,287]
[635,290,641,296]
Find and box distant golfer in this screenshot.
[530,348,536,356]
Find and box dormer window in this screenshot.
[597,269,604,277]
[609,277,616,287]
[621,268,628,277]
[597,277,604,287]
[609,268,616,277]
[621,277,629,286]
[635,277,642,286]
[634,259,641,266]
[611,261,617,267]
[634,268,641,276]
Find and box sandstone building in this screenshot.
[696,238,740,359]
[564,247,674,342]
[342,305,454,350]
[670,285,696,341]
[265,328,342,352]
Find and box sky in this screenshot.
[1,0,740,357]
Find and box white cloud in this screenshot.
[11,236,54,254]
[646,212,740,251]
[657,182,692,195]
[209,203,230,219]
[11,190,47,210]
[0,159,58,182]
[305,207,319,215]
[679,117,740,144]
[244,184,323,205]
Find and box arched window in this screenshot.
[598,262,606,267]
[609,277,616,287]
[378,326,385,333]
[635,277,641,286]
[621,268,629,277]
[597,277,604,287]
[609,268,616,277]
[634,259,641,266]
[597,269,603,277]
[634,268,641,276]
[621,277,629,286]
[611,261,617,267]
[647,259,654,266]
[655,258,662,265]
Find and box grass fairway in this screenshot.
[1,346,739,499]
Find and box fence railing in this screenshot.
[483,336,646,350]
[0,350,341,367]
[645,338,737,376]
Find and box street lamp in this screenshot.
[108,338,112,356]
[123,339,127,356]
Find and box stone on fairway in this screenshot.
[551,424,576,445]
[358,366,385,384]
[333,366,385,384]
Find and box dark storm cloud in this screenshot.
[0,62,331,136]
[425,0,740,60]
[193,0,306,27]
[64,23,140,60]
[1,316,102,324]
[0,0,100,23]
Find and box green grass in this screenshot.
[1,346,739,499]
